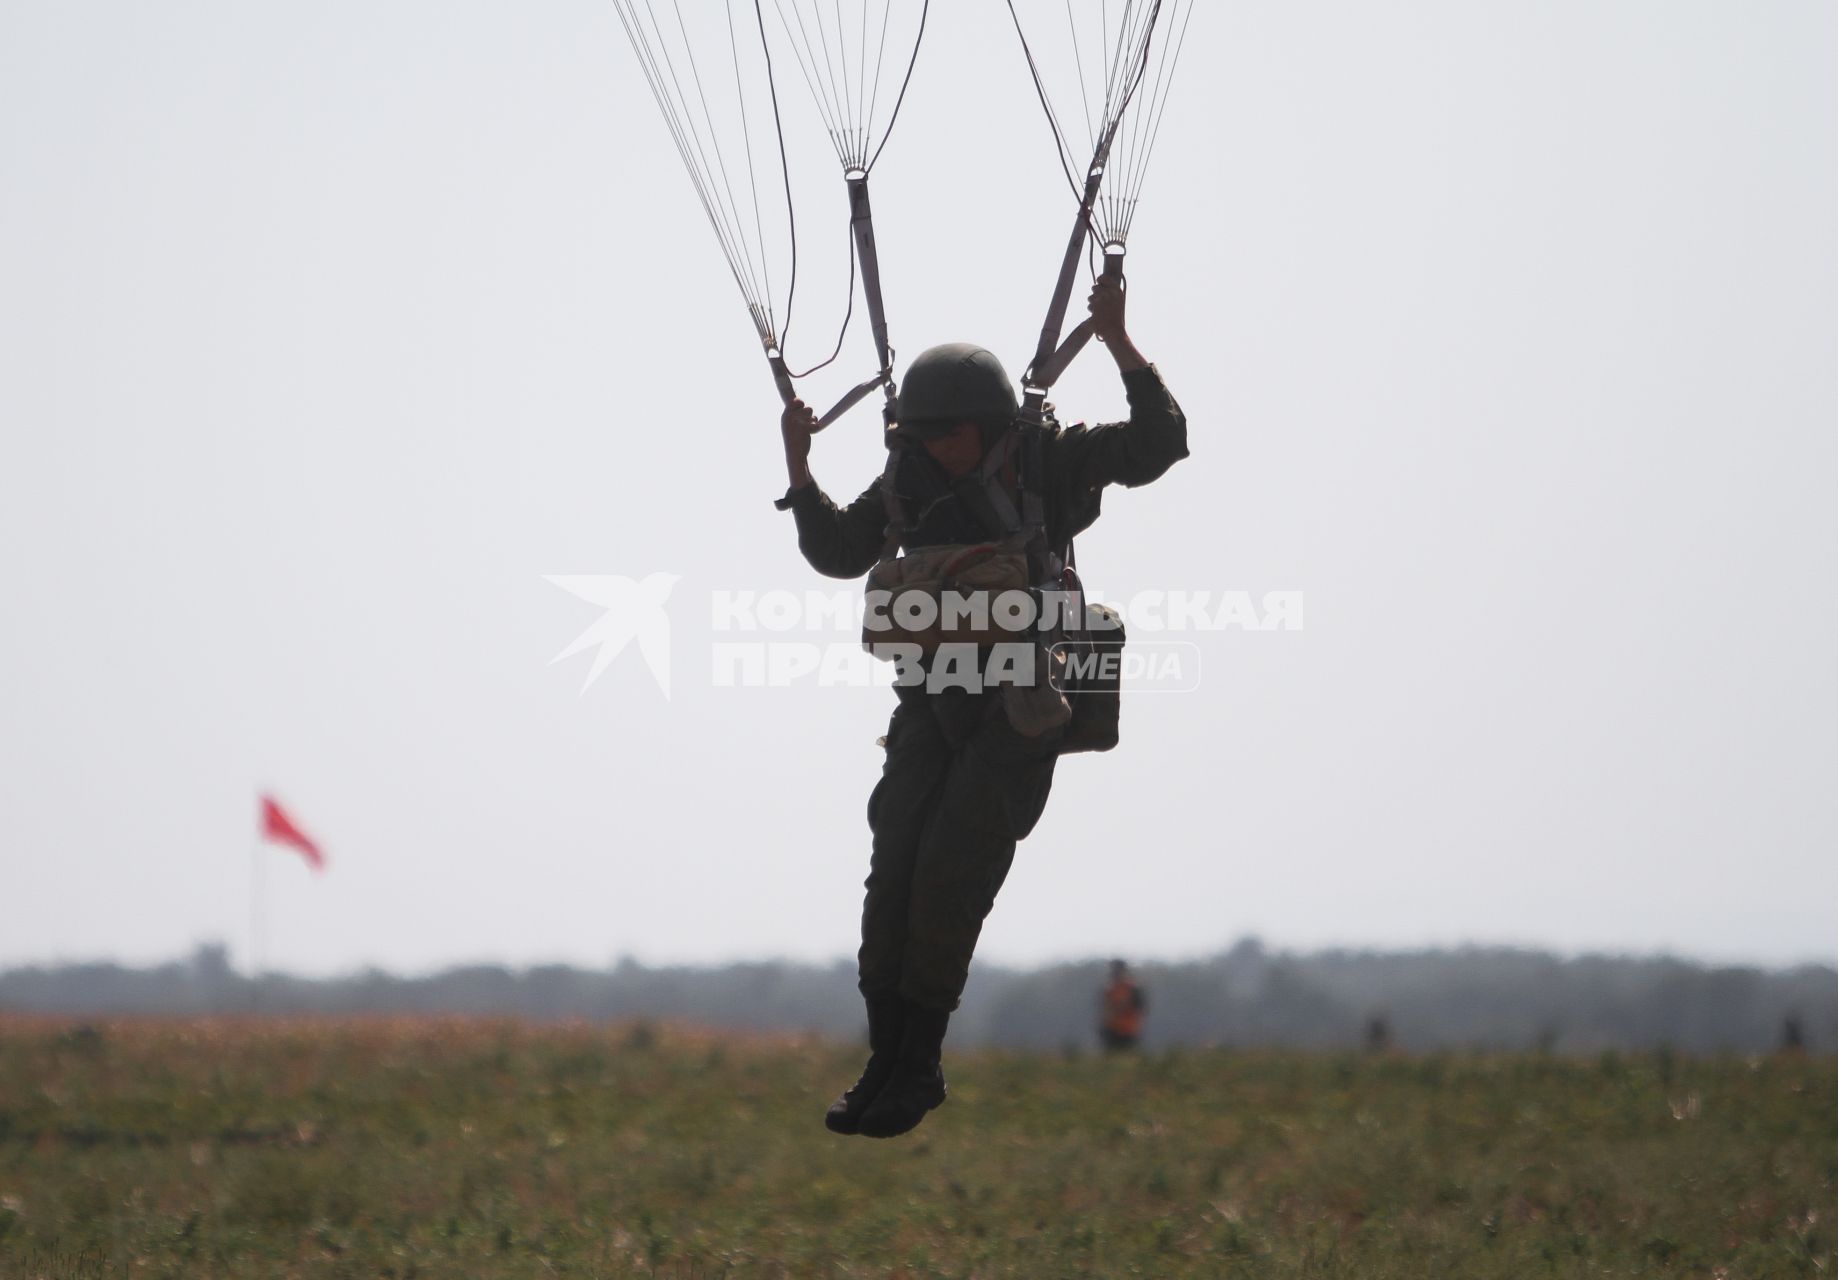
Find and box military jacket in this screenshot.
[777,365,1188,577]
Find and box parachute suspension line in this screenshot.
[770,2,926,174]
[1099,0,1159,229]
[1125,0,1192,239]
[770,2,843,160]
[863,0,926,175]
[615,0,775,348]
[1006,0,1084,204]
[864,2,895,147]
[1007,0,1187,401]
[664,0,770,334]
[1011,0,1175,249]
[1101,2,1149,127]
[1105,3,1161,131]
[859,0,875,150]
[763,2,927,429]
[1093,0,1190,249]
[751,0,800,350]
[811,4,850,161]
[833,5,854,160]
[1095,2,1139,244]
[768,0,845,167]
[786,227,856,379]
[1065,0,1097,162]
[728,0,774,337]
[617,3,923,423]
[658,0,771,340]
[617,0,805,401]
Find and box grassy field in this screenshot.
[0,1018,1832,1278]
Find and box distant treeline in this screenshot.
[3,940,1833,1054]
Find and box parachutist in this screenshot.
[776,289,1188,1138]
[621,0,1197,1140]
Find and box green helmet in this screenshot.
[893,343,1019,439]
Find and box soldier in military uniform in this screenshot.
[776,275,1187,1137]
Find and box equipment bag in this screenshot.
[860,537,1033,657]
[1053,600,1126,754]
[1000,639,1075,737]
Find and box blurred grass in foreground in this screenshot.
[0,1017,1832,1277]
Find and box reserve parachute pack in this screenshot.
[860,536,1033,654]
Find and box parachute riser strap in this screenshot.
[768,351,796,406]
[1027,247,1125,393]
[847,174,896,402]
[1024,165,1103,389]
[1023,118,1122,394]
[808,173,899,433]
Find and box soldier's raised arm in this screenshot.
[773,397,886,579]
[1057,275,1190,493]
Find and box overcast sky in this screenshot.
[2,0,1834,978]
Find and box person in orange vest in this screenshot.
[1098,959,1147,1051]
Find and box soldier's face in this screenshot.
[920,421,983,479]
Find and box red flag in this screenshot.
[260,794,326,871]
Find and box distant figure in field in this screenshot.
[1364,1015,1392,1054]
[1780,1014,1806,1055]
[1098,959,1147,1051]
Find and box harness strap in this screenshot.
[1019,423,1061,587]
[962,430,1024,535]
[1023,114,1123,394]
[1029,318,1096,392]
[877,421,1065,583]
[877,448,908,562]
[848,175,895,400]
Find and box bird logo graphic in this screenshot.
[544,573,681,697]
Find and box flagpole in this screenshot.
[250,832,264,1014]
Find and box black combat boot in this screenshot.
[856,1001,950,1138]
[824,993,905,1134]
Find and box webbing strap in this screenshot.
[1030,319,1096,394]
[769,353,796,406]
[877,447,907,562]
[1031,252,1126,402]
[1026,170,1105,389]
[817,372,886,430]
[972,430,1024,534]
[1022,118,1121,395]
[848,176,894,396]
[785,175,899,434]
[1020,426,1050,578]
[875,421,1065,584]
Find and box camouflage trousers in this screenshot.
[858,685,1062,1012]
